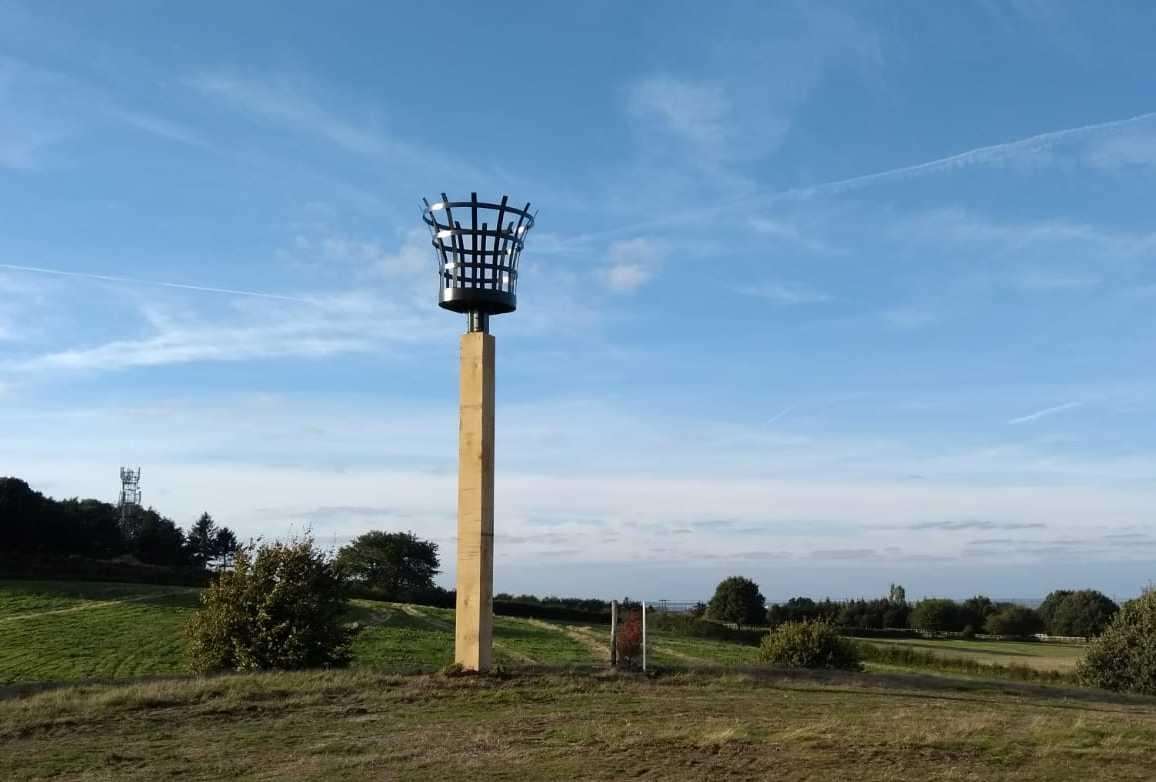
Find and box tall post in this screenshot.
[642,601,648,672]
[422,193,534,673]
[610,600,619,668]
[455,328,496,671]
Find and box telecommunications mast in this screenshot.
[118,466,142,524]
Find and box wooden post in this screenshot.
[454,331,495,671]
[610,600,618,668]
[642,601,647,672]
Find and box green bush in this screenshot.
[983,605,1043,637]
[649,611,765,645]
[1077,589,1156,694]
[186,538,352,674]
[758,621,862,671]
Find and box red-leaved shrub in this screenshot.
[616,610,642,667]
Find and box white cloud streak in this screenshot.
[790,110,1156,199]
[578,109,1156,245]
[0,263,317,304]
[740,282,832,304]
[1008,401,1083,425]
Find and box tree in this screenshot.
[128,508,190,567]
[1078,589,1156,694]
[335,531,440,600]
[707,576,766,629]
[213,528,239,569]
[910,598,963,633]
[983,605,1043,637]
[186,537,351,673]
[960,595,998,630]
[186,513,218,567]
[1037,590,1074,631]
[1049,590,1118,638]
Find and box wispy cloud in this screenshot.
[0,55,207,167]
[13,291,436,373]
[188,71,471,180]
[740,282,832,305]
[592,109,1156,243]
[1008,401,1083,425]
[881,305,936,329]
[749,217,837,254]
[908,520,1047,532]
[1085,130,1156,170]
[600,238,666,293]
[627,76,737,158]
[106,108,206,148]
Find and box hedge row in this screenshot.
[0,556,211,587]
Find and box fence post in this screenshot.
[642,600,647,672]
[609,600,618,668]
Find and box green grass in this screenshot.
[859,636,1086,672]
[4,667,1156,780]
[0,580,1092,691]
[0,581,201,684]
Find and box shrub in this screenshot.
[758,621,862,671]
[1077,589,1156,694]
[616,610,643,668]
[961,625,977,640]
[186,537,352,674]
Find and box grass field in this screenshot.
[0,581,201,683]
[4,579,1150,780]
[0,580,1090,687]
[861,636,1085,673]
[5,667,1156,781]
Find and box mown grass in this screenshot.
[0,580,1093,694]
[4,667,1156,781]
[858,641,1076,685]
[859,636,1085,672]
[0,581,201,684]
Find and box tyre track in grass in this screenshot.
[399,605,538,664]
[526,619,609,662]
[0,590,192,623]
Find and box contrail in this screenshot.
[785,109,1156,199]
[767,405,796,425]
[564,109,1156,244]
[0,263,315,303]
[1008,401,1083,425]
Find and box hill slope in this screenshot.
[4,668,1156,781]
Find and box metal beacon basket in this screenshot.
[421,193,535,329]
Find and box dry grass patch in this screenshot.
[4,668,1156,781]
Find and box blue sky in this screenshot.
[3,1,1156,601]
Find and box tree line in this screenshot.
[0,477,238,576]
[706,576,1119,638]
